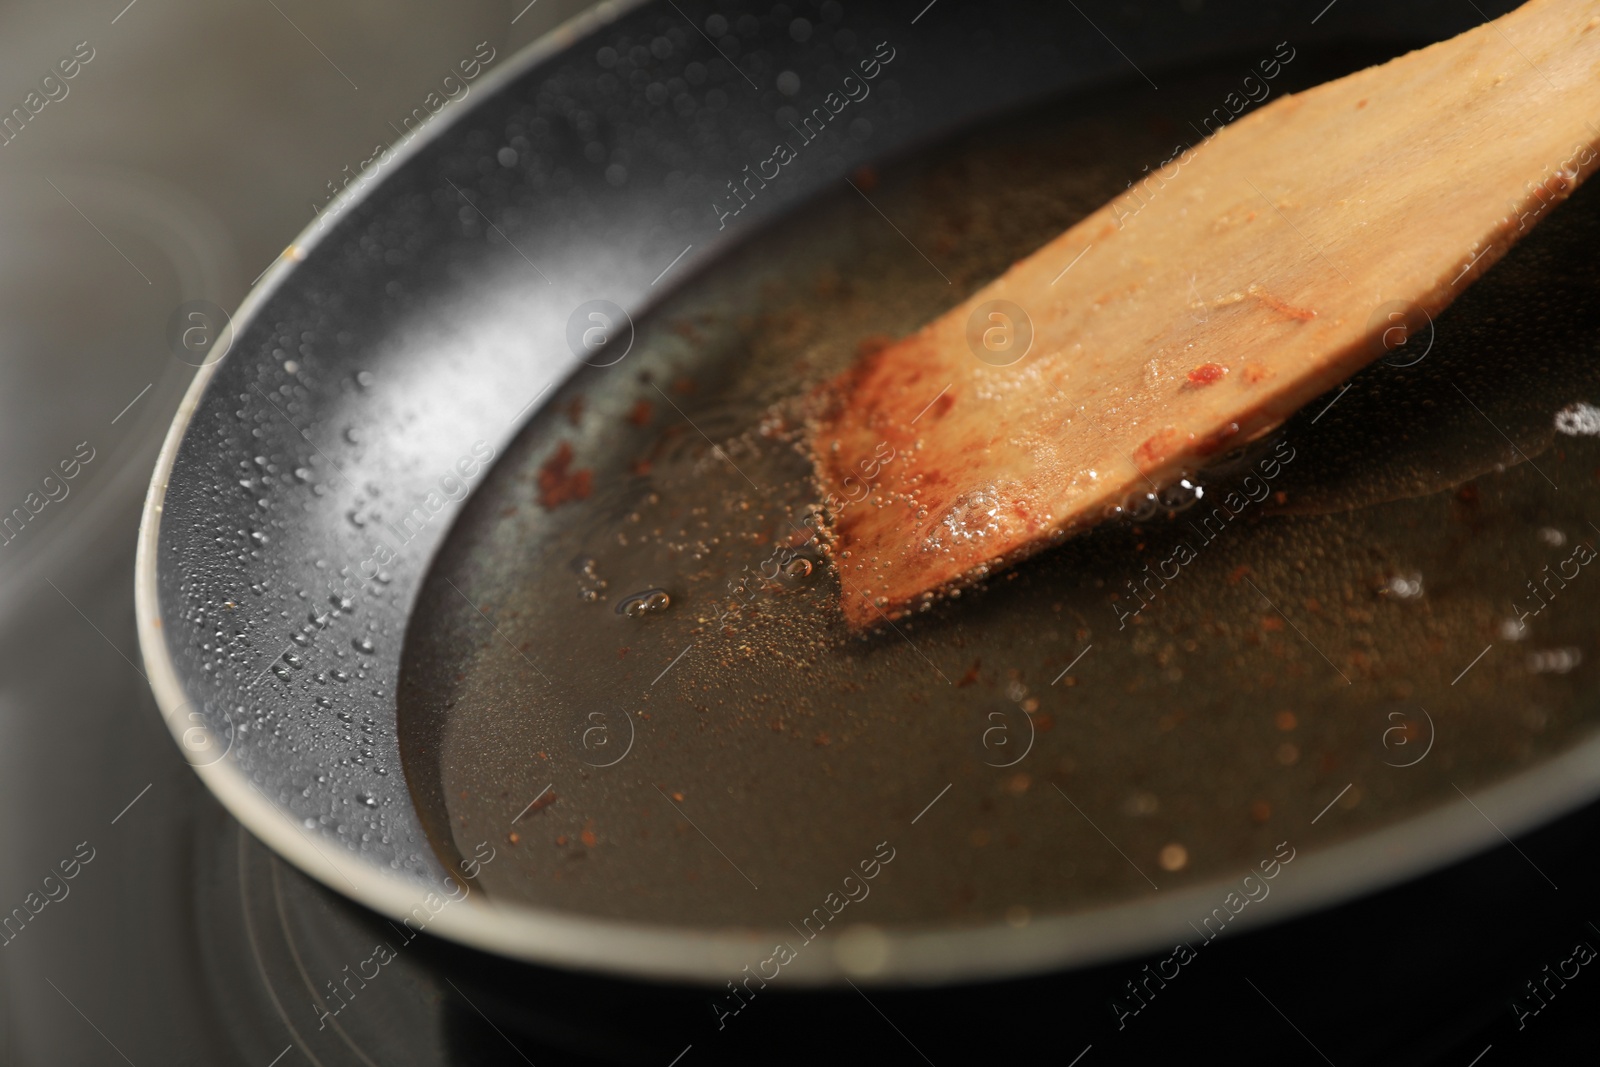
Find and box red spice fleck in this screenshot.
[813,732,831,747]
[1252,290,1317,322]
[1249,800,1272,824]
[852,165,879,192]
[629,458,652,477]
[555,834,568,846]
[1187,362,1228,386]
[580,826,598,848]
[566,396,585,426]
[671,376,696,395]
[956,659,982,687]
[1134,427,1194,467]
[617,646,629,659]
[525,791,559,816]
[1262,615,1285,632]
[672,791,684,801]
[508,832,520,844]
[537,441,593,508]
[1241,361,1272,384]
[627,399,653,426]
[930,392,956,420]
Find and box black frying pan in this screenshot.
[139,0,1599,990]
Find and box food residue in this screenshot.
[538,442,593,509]
[1187,362,1228,386]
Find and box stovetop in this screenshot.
[4,1,1600,1063]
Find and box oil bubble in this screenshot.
[617,589,672,617]
[1157,478,1204,512]
[1122,490,1160,522]
[1382,572,1424,600]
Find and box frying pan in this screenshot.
[135,0,1588,987]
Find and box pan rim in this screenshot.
[134,0,1600,986]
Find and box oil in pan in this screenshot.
[397,60,1600,932]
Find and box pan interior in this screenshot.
[398,55,1600,930]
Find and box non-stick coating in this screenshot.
[140,0,1557,984]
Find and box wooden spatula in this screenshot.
[811,0,1600,629]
